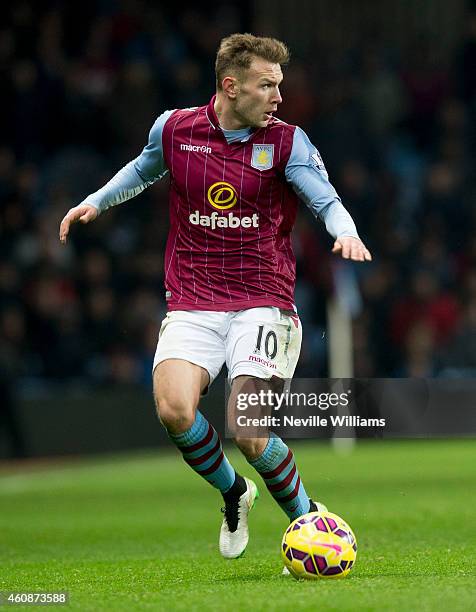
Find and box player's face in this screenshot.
[234,58,283,128]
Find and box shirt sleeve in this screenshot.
[285,127,359,239]
[81,110,174,214]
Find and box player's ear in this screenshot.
[222,76,238,99]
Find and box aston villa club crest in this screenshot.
[251,144,274,171]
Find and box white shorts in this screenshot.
[152,307,302,385]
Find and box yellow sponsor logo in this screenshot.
[207,181,237,210]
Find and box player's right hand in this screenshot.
[59,204,98,244]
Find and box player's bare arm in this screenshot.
[332,236,373,262]
[59,204,98,244]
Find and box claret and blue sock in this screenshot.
[248,433,311,520]
[166,410,246,497]
[166,413,311,521]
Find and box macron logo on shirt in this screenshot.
[180,143,212,154]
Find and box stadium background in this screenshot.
[1,0,476,457]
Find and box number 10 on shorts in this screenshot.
[254,325,278,359]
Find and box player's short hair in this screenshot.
[215,33,290,89]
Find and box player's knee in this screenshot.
[154,394,195,434]
[234,436,267,460]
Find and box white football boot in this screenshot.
[282,499,328,575]
[219,477,259,559]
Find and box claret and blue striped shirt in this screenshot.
[83,96,359,311]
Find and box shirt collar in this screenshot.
[205,94,259,142]
[205,95,220,130]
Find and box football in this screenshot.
[281,511,357,579]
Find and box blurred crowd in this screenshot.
[1,1,476,395]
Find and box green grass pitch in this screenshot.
[1,439,475,611]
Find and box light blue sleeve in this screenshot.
[285,127,359,239]
[81,110,174,214]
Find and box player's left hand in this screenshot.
[332,236,372,262]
